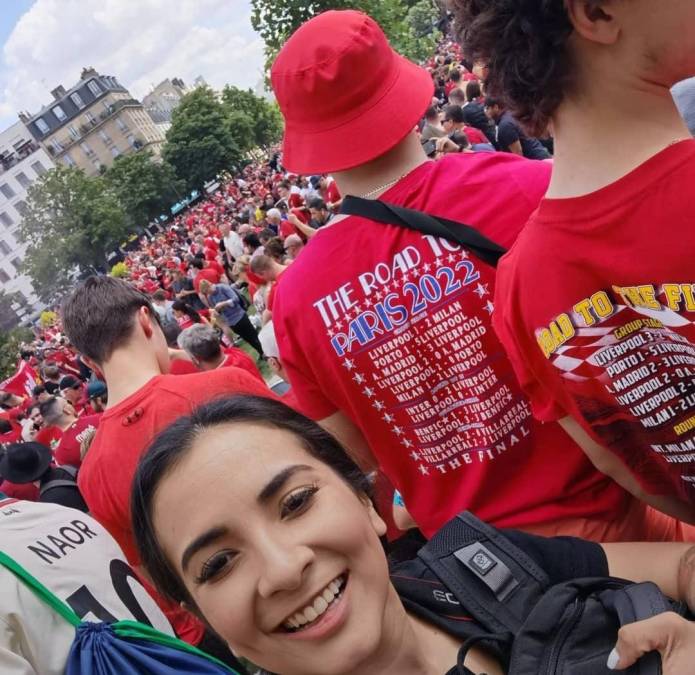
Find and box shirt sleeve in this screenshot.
[497,119,520,151]
[501,528,609,583]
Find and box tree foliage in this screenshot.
[221,86,284,150]
[0,326,33,382]
[104,150,185,228]
[162,87,243,192]
[0,290,21,333]
[18,166,129,303]
[250,0,440,68]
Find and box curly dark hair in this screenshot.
[449,0,578,135]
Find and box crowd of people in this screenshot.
[1,2,695,674]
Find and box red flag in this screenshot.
[0,361,38,397]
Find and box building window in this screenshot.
[31,160,46,176]
[15,172,31,189]
[0,269,9,283]
[0,212,12,228]
[51,139,64,154]
[63,154,75,167]
[98,129,111,144]
[14,201,27,216]
[80,141,94,157]
[85,111,96,125]
[70,92,85,108]
[35,117,49,134]
[87,80,102,96]
[110,146,120,158]
[10,258,21,272]
[0,183,16,199]
[52,105,67,121]
[115,117,128,133]
[0,240,11,256]
[68,125,79,140]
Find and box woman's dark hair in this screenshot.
[131,395,373,607]
[465,79,482,102]
[171,300,202,324]
[450,0,576,135]
[243,233,261,250]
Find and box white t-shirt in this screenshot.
[0,498,172,675]
[223,231,244,260]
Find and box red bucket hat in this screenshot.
[271,10,434,174]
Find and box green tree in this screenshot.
[0,326,33,382]
[18,166,129,303]
[221,86,284,149]
[104,150,185,229]
[162,87,243,192]
[250,0,440,67]
[0,290,21,333]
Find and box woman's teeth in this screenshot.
[283,574,346,631]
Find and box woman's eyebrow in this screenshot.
[257,464,313,504]
[181,526,228,572]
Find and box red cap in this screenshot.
[271,10,433,174]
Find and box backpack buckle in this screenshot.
[454,542,519,601]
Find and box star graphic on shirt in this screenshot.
[419,464,430,476]
[352,372,366,385]
[459,250,469,259]
[373,400,385,411]
[474,283,490,298]
[383,412,395,423]
[423,262,432,272]
[434,257,444,267]
[411,267,421,277]
[364,298,373,308]
[342,358,355,371]
[410,449,420,460]
[335,320,343,330]
[392,425,404,436]
[447,253,457,263]
[483,300,495,314]
[375,290,384,301]
[326,328,334,338]
[363,387,375,398]
[403,439,414,449]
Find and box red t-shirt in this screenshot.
[464,126,487,145]
[193,267,220,292]
[53,414,101,468]
[0,480,38,501]
[266,270,287,313]
[493,140,695,507]
[35,426,63,451]
[78,369,272,644]
[169,358,200,375]
[274,153,629,538]
[220,347,264,383]
[325,180,341,206]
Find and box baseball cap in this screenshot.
[87,380,107,400]
[271,10,434,174]
[58,375,81,392]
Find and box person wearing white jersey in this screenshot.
[0,495,172,674]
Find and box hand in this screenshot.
[608,613,695,673]
[435,136,461,156]
[214,301,227,311]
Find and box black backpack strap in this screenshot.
[603,581,677,675]
[418,512,550,634]
[40,479,78,496]
[340,195,507,268]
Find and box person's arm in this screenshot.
[507,139,524,156]
[288,213,318,239]
[559,416,695,524]
[603,542,695,608]
[318,410,379,473]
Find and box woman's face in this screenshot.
[152,422,392,675]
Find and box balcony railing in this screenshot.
[47,98,142,155]
[0,141,42,174]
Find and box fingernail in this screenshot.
[607,647,620,670]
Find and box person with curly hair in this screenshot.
[451,0,695,525]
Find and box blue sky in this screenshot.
[0,0,265,131]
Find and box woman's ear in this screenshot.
[362,497,388,537]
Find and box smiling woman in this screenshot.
[131,396,695,675]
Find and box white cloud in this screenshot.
[0,0,265,124]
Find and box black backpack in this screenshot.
[39,464,79,497]
[417,512,690,675]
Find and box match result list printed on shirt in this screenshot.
[312,235,533,477]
